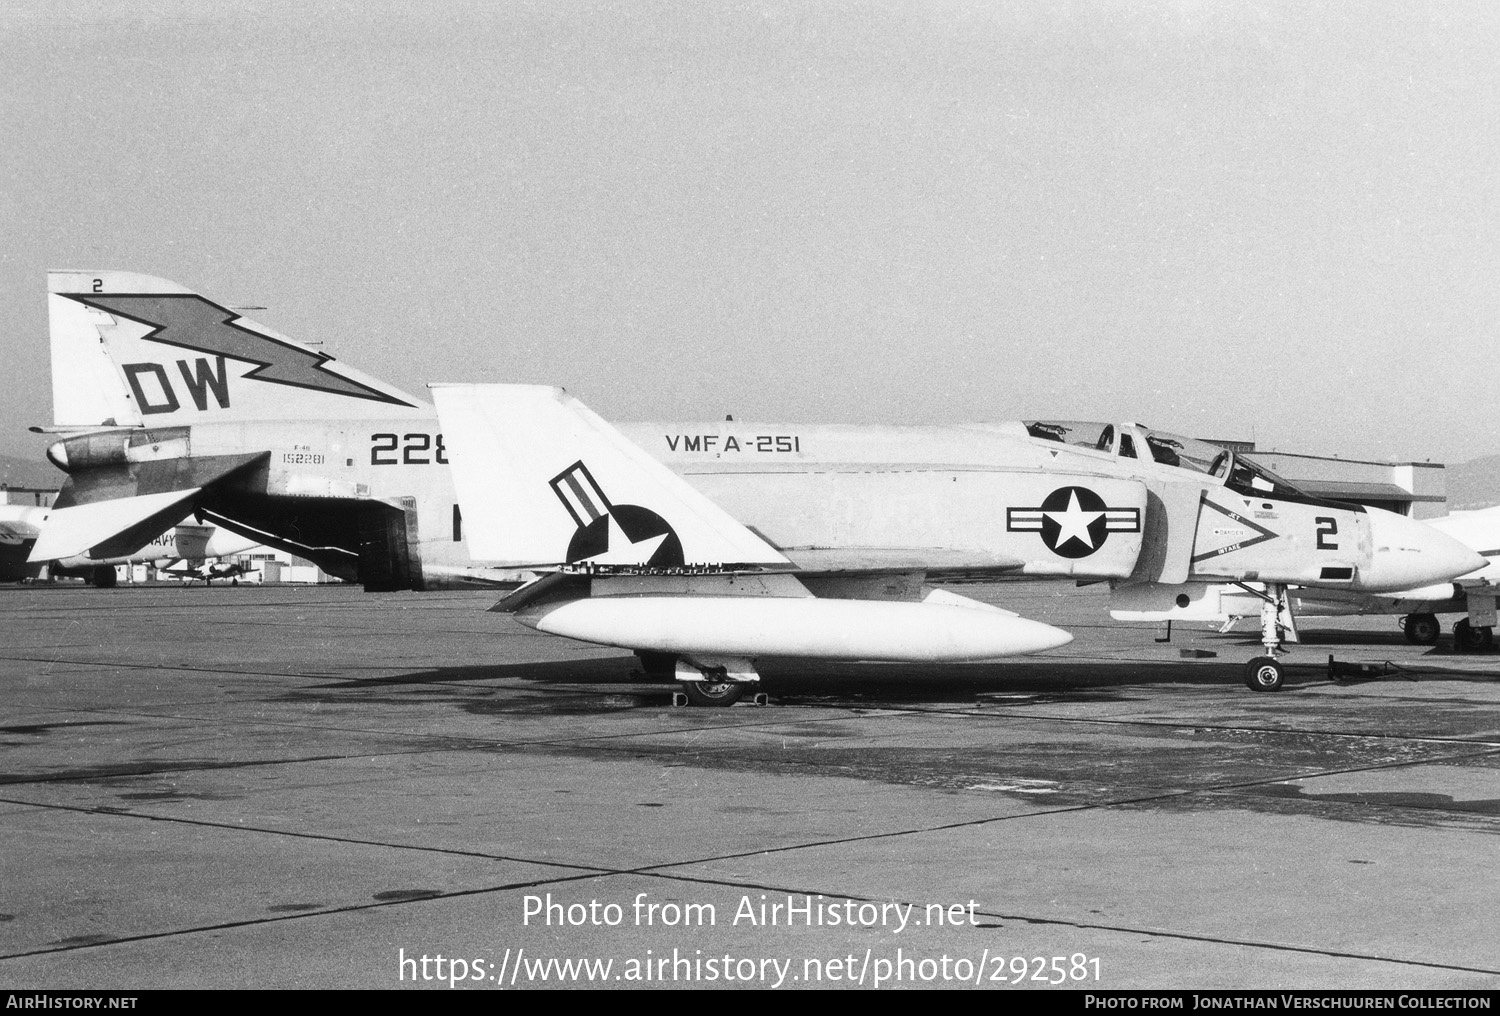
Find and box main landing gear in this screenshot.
[635,651,759,707]
[1402,613,1441,645]
[1400,613,1494,651]
[679,679,746,707]
[1238,582,1298,692]
[1452,617,1495,652]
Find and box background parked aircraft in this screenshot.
[156,557,259,585]
[1,504,259,586]
[36,270,468,590]
[0,505,46,583]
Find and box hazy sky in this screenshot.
[2,1,1497,464]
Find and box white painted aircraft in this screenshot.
[1,504,259,586]
[1113,506,1500,651]
[431,386,1484,701]
[35,270,518,590]
[0,506,47,582]
[32,271,1482,696]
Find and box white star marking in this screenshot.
[582,512,669,565]
[1047,490,1103,550]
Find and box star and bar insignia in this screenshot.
[1007,485,1141,559]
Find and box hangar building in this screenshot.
[1207,440,1446,520]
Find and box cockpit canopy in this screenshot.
[1023,420,1324,504]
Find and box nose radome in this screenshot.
[1361,508,1487,593]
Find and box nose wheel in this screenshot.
[1244,656,1285,692]
[1231,582,1296,692]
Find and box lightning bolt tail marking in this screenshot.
[71,293,415,407]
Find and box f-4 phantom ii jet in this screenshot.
[33,271,1481,695]
[431,386,1483,702]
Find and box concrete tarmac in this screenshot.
[0,582,1497,990]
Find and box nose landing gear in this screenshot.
[1239,582,1298,692]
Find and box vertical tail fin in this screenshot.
[48,270,427,427]
[431,384,789,569]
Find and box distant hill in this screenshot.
[0,454,62,492]
[1444,454,1500,511]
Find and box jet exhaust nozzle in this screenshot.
[45,427,192,474]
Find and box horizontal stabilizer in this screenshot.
[29,489,199,562]
[36,450,270,563]
[431,384,790,569]
[52,451,269,509]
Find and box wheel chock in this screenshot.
[671,691,769,707]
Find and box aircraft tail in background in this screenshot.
[48,270,426,428]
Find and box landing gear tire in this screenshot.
[680,681,746,707]
[1453,618,1494,652]
[1403,613,1440,645]
[1244,656,1285,692]
[91,566,117,589]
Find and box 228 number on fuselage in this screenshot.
[371,433,448,466]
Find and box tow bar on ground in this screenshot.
[1326,655,1419,683]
